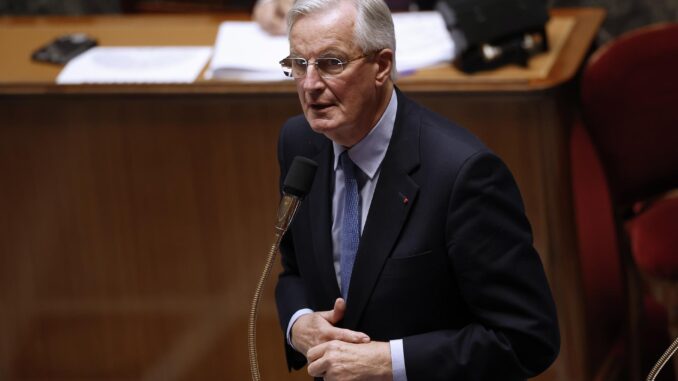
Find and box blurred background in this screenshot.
[1,0,677,41]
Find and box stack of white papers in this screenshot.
[57,46,213,84]
[206,11,455,81]
[392,11,455,75]
[205,22,290,81]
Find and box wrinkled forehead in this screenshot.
[288,3,360,57]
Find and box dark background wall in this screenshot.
[1,0,677,42]
[549,0,678,42]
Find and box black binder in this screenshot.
[437,0,550,73]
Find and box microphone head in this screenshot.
[283,156,318,198]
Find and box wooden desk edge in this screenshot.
[529,7,605,90]
[0,8,604,96]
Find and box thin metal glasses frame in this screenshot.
[279,54,369,78]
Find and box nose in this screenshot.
[301,63,324,92]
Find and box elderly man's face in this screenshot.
[289,2,386,147]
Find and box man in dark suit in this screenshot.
[275,0,560,380]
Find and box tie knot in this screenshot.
[340,151,366,189]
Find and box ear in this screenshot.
[374,48,394,86]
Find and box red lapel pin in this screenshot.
[399,192,409,205]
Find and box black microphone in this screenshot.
[249,156,317,381]
[275,156,318,232]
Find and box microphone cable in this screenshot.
[647,336,678,381]
[248,224,290,381]
[248,156,317,381]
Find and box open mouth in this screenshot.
[310,103,332,111]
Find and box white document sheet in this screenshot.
[393,11,455,75]
[206,11,455,81]
[205,21,290,81]
[57,46,213,84]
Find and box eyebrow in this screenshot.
[288,50,349,59]
[319,51,348,59]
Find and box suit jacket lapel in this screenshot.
[343,90,421,329]
[307,140,342,301]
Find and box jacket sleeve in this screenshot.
[403,152,560,380]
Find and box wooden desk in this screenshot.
[0,9,604,381]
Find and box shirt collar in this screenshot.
[333,88,397,179]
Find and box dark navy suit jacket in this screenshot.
[275,89,559,380]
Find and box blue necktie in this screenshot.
[340,151,362,300]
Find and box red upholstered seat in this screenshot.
[570,122,672,381]
[627,196,678,280]
[577,22,678,380]
[581,24,678,206]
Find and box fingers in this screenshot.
[307,359,326,378]
[307,355,328,378]
[252,0,287,35]
[307,341,393,380]
[328,326,370,345]
[306,341,335,378]
[306,340,330,363]
[315,299,369,344]
[293,300,370,355]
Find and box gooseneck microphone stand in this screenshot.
[248,156,317,381]
[647,336,678,381]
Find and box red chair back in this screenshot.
[581,23,678,206]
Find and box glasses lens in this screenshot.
[280,57,350,78]
[280,58,308,78]
[290,58,308,78]
[280,58,293,77]
[317,58,344,76]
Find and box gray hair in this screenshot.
[287,0,397,80]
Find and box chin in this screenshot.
[308,119,338,134]
[309,119,349,142]
[305,112,338,132]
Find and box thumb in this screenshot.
[317,298,346,324]
[330,298,346,324]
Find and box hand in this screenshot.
[307,340,392,381]
[252,0,293,35]
[290,298,370,355]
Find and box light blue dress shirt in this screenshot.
[286,89,407,381]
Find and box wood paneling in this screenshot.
[0,94,308,380]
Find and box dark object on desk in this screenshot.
[437,0,550,73]
[31,34,98,65]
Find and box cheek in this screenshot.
[295,83,305,104]
[339,91,361,114]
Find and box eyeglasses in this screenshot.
[279,54,369,78]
